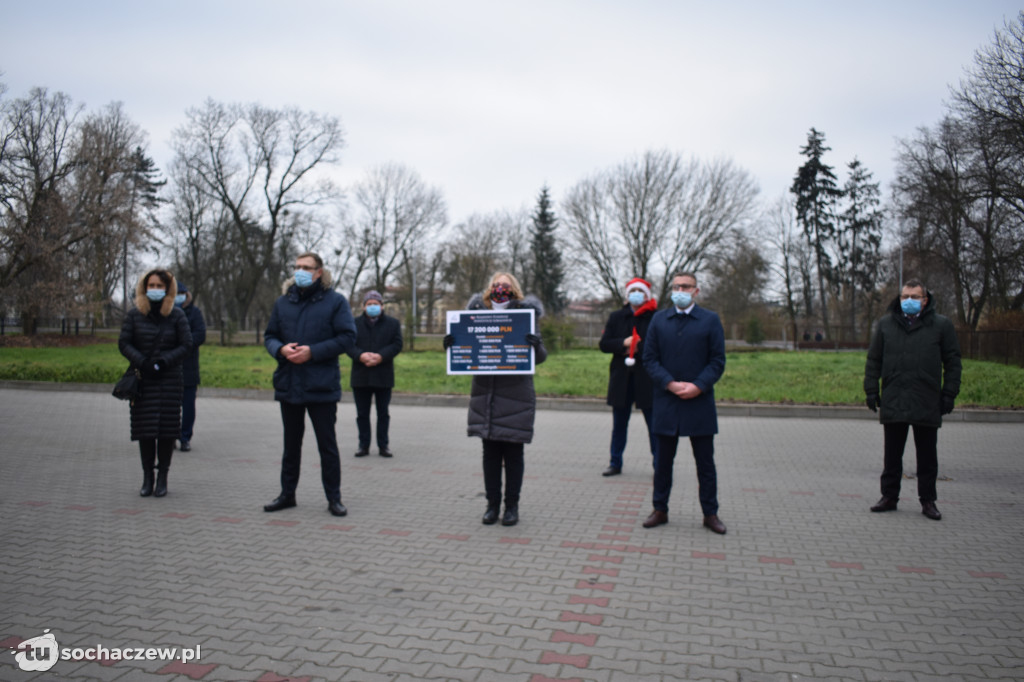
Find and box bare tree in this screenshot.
[442,209,529,304]
[170,99,344,324]
[562,150,758,304]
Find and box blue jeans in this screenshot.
[652,434,717,516]
[609,377,657,470]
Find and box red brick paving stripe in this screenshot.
[437,533,470,541]
[157,661,218,679]
[499,537,531,544]
[162,512,192,519]
[550,631,598,646]
[758,556,795,565]
[20,501,50,506]
[66,505,95,511]
[575,580,614,591]
[530,675,583,682]
[379,529,411,536]
[692,551,726,560]
[898,565,935,574]
[540,651,591,669]
[601,524,635,531]
[568,595,609,607]
[560,541,658,554]
[0,636,24,648]
[606,509,641,517]
[612,502,644,508]
[267,520,300,527]
[559,611,604,625]
[586,554,624,564]
[256,673,313,682]
[114,508,145,515]
[322,524,354,531]
[828,561,865,570]
[212,517,243,523]
[968,571,1009,579]
[582,566,618,577]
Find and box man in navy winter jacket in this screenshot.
[263,252,357,517]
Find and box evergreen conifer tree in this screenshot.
[529,185,566,314]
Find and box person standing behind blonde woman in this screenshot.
[118,269,192,498]
[446,272,547,527]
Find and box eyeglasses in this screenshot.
[671,283,696,291]
[295,264,319,272]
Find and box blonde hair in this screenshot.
[483,271,523,308]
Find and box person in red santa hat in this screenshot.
[597,276,659,476]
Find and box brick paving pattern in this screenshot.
[1,387,1022,681]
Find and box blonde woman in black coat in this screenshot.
[460,272,547,527]
[118,269,192,497]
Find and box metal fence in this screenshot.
[957,329,1024,367]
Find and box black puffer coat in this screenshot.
[347,313,403,389]
[599,302,656,409]
[466,294,548,444]
[864,292,962,428]
[180,301,206,387]
[119,275,193,440]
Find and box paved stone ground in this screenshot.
[1,387,1022,682]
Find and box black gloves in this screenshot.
[866,393,879,412]
[442,334,454,349]
[941,394,955,415]
[525,333,542,348]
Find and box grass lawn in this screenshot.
[1,339,1021,408]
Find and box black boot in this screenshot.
[482,504,500,525]
[501,506,519,526]
[140,469,154,497]
[154,470,168,497]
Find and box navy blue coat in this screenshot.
[347,313,403,389]
[642,305,726,437]
[180,302,206,387]
[264,280,357,404]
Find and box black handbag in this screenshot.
[112,366,142,402]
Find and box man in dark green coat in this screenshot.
[864,278,962,521]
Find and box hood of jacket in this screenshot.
[281,267,334,294]
[467,292,545,318]
[887,289,937,320]
[134,271,178,317]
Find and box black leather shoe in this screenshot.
[379,447,393,458]
[501,507,519,526]
[703,515,727,535]
[643,510,668,528]
[179,440,191,452]
[602,466,621,477]
[482,506,500,525]
[140,471,154,497]
[354,448,370,457]
[264,495,296,512]
[154,471,168,497]
[921,501,942,520]
[870,496,898,512]
[328,500,348,517]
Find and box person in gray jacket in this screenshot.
[864,278,962,521]
[447,272,547,527]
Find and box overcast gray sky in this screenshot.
[3,1,1020,222]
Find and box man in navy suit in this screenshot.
[641,272,727,534]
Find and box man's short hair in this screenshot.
[903,278,926,292]
[296,252,324,268]
[672,271,698,286]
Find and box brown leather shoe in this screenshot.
[870,496,898,512]
[921,501,942,520]
[703,515,727,535]
[642,510,668,528]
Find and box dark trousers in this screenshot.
[139,438,175,472]
[352,386,392,450]
[881,422,938,503]
[609,376,657,469]
[279,401,342,503]
[652,434,717,515]
[181,385,197,442]
[482,439,525,508]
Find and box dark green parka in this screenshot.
[864,292,962,428]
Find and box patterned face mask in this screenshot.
[490,283,513,303]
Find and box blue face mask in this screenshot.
[900,298,922,315]
[627,291,646,306]
[294,270,314,288]
[671,291,692,309]
[146,289,166,302]
[174,294,186,306]
[365,304,382,318]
